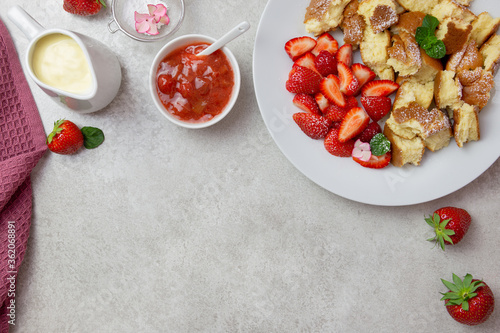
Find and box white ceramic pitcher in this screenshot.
[7,5,122,113]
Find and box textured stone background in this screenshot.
[1,0,500,332]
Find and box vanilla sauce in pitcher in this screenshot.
[31,33,92,94]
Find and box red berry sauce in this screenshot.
[156,42,234,123]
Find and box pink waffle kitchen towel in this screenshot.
[0,18,47,331]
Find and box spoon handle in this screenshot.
[197,21,250,56]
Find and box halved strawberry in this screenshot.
[314,50,338,76]
[323,94,358,121]
[285,36,317,61]
[361,80,399,97]
[351,63,376,93]
[312,33,339,56]
[338,62,359,96]
[286,66,322,94]
[323,104,349,122]
[336,44,353,67]
[314,93,331,112]
[338,107,370,142]
[320,75,346,107]
[353,151,391,169]
[358,121,382,143]
[293,93,321,115]
[293,112,331,139]
[293,52,320,75]
[345,95,359,109]
[324,127,355,157]
[360,95,392,121]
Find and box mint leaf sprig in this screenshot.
[415,15,446,59]
[370,133,391,156]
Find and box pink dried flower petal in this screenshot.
[147,18,160,35]
[134,12,151,23]
[352,139,372,161]
[158,15,170,26]
[153,4,167,18]
[135,20,151,33]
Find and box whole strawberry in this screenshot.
[441,273,495,326]
[64,0,106,16]
[47,119,84,154]
[292,112,331,139]
[425,206,471,250]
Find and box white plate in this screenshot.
[253,0,500,206]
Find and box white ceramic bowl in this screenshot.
[149,34,241,129]
[108,0,185,42]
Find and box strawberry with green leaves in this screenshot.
[46,119,105,155]
[63,0,106,16]
[441,273,495,326]
[425,206,471,250]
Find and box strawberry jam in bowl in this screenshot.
[150,34,241,128]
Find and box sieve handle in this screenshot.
[107,19,119,34]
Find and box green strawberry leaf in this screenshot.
[370,133,391,156]
[81,126,105,149]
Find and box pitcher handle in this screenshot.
[7,5,45,41]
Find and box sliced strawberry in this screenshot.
[323,104,349,122]
[338,107,370,142]
[293,52,320,75]
[336,44,353,67]
[285,36,317,61]
[312,32,339,56]
[292,112,331,139]
[314,50,338,77]
[351,63,376,93]
[314,93,331,112]
[337,62,359,96]
[293,93,321,115]
[358,121,382,143]
[361,80,399,97]
[286,66,322,94]
[353,151,391,169]
[360,95,392,121]
[323,94,358,122]
[320,75,346,108]
[324,127,355,157]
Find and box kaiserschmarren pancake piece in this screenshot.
[431,0,477,24]
[471,12,500,47]
[393,78,434,110]
[453,103,480,147]
[358,0,399,34]
[395,0,439,13]
[383,125,425,167]
[457,68,494,110]
[434,70,463,112]
[305,0,352,35]
[480,34,500,75]
[359,28,395,80]
[435,17,472,55]
[391,11,426,35]
[341,0,366,49]
[446,40,483,72]
[387,31,422,76]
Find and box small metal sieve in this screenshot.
[108,0,185,42]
